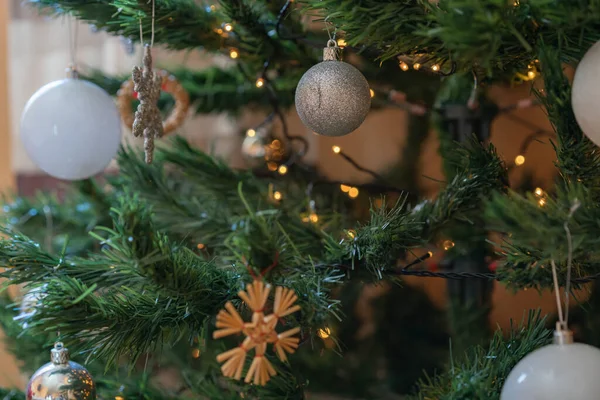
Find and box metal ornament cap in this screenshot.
[295,41,371,137]
[553,328,574,345]
[51,342,70,365]
[26,343,96,400]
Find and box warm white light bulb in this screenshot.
[515,155,526,166]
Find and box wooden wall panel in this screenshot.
[0,1,14,192]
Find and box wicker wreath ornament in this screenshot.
[117,71,189,133]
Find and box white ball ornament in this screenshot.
[501,330,600,400]
[295,40,371,137]
[572,41,600,147]
[21,74,122,180]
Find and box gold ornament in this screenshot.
[242,134,268,159]
[213,279,301,386]
[295,40,371,137]
[116,45,190,163]
[26,342,96,400]
[242,126,287,168]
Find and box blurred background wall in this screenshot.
[0,0,572,390]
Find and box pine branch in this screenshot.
[1,179,112,255]
[84,67,300,114]
[29,0,221,51]
[0,295,185,399]
[332,139,507,276]
[0,138,508,398]
[29,0,317,73]
[414,310,551,400]
[483,45,600,290]
[486,183,600,289]
[306,0,600,79]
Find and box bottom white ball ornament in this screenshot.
[501,330,600,400]
[572,40,600,147]
[26,342,96,400]
[295,40,371,137]
[20,75,122,180]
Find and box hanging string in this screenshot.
[150,0,156,47]
[67,15,79,69]
[324,16,336,41]
[550,259,565,330]
[139,18,144,47]
[550,199,580,332]
[139,0,156,55]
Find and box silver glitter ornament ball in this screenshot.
[26,343,96,400]
[295,40,371,137]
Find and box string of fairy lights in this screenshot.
[70,4,569,356]
[194,0,562,287]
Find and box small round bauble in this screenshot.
[295,41,371,137]
[501,331,600,400]
[16,285,47,329]
[26,343,96,400]
[572,40,600,147]
[21,77,122,180]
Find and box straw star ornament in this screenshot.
[213,279,301,385]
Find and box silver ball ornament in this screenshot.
[295,40,371,137]
[501,330,600,400]
[26,343,96,400]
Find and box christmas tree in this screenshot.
[4,0,600,398]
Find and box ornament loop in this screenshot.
[327,39,337,48]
